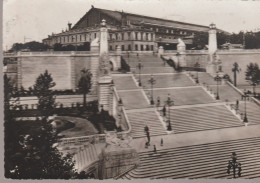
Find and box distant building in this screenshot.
[42,6,227,51]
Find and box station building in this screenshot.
[42,6,226,51]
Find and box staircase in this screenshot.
[120,137,260,179]
[168,105,243,133]
[126,110,166,138]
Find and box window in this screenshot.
[141,45,144,51]
[146,45,149,51]
[146,33,149,41]
[110,34,112,40]
[135,32,138,40]
[115,33,118,40]
[135,44,138,51]
[80,35,82,41]
[64,37,66,42]
[115,45,118,50]
[122,45,125,51]
[128,44,131,51]
[122,33,124,40]
[141,33,143,40]
[156,28,159,32]
[151,45,154,51]
[151,33,153,41]
[94,33,97,38]
[110,45,113,51]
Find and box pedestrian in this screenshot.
[147,132,150,145]
[157,96,161,108]
[153,145,157,153]
[162,105,166,117]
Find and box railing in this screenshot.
[217,49,260,53]
[4,51,99,57]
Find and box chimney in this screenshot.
[68,22,72,30]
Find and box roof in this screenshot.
[72,7,228,34]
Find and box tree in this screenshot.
[5,72,90,179]
[33,70,56,118]
[232,62,241,87]
[78,68,92,108]
[245,63,260,95]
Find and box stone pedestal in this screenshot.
[158,46,164,57]
[177,38,187,67]
[98,133,139,179]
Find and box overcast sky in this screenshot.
[3,0,260,50]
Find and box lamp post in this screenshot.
[214,72,222,100]
[194,62,200,83]
[137,59,143,86]
[242,89,249,123]
[148,74,156,105]
[166,94,174,131]
[227,152,242,178]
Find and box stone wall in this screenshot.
[19,56,72,90]
[218,52,260,85]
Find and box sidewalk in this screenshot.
[130,124,260,153]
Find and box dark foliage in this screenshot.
[78,69,92,108]
[53,42,90,51]
[119,57,130,72]
[10,41,49,52]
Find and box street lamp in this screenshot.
[194,62,200,83]
[242,89,249,123]
[227,152,242,178]
[214,72,222,100]
[137,59,143,86]
[166,94,174,131]
[148,74,156,105]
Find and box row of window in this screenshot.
[53,32,98,44]
[110,44,154,51]
[152,27,194,36]
[109,32,154,41]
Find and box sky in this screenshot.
[3,0,260,50]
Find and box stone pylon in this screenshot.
[206,23,218,74]
[98,19,113,113]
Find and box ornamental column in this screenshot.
[98,19,113,113]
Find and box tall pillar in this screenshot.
[98,19,113,112]
[206,23,218,74]
[208,23,217,62]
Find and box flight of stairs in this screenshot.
[167,105,243,133]
[126,110,167,138]
[120,137,260,179]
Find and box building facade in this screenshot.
[42,6,225,51]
